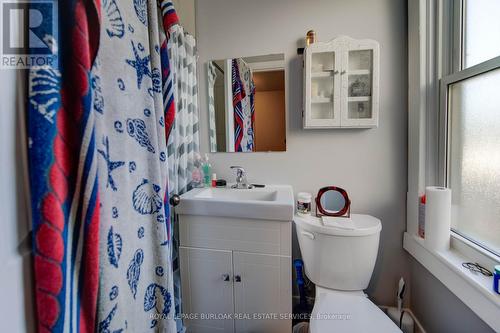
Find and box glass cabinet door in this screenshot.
[347,50,373,118]
[311,52,335,119]
[341,41,379,127]
[304,47,341,127]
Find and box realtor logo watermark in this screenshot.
[1,0,57,69]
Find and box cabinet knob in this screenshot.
[234,275,242,282]
[221,274,230,282]
[334,70,339,75]
[341,70,346,75]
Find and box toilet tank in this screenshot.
[294,214,381,291]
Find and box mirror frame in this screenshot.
[315,186,351,218]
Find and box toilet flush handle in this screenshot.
[301,231,315,240]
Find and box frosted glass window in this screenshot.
[464,0,500,68]
[448,67,500,255]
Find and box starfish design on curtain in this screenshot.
[126,40,152,89]
[98,136,125,191]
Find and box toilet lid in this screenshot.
[310,290,401,333]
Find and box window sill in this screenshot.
[403,232,500,331]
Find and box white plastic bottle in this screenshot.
[297,192,312,216]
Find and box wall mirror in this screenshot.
[206,53,286,152]
[316,186,351,217]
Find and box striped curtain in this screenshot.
[168,26,199,333]
[166,28,199,195]
[160,2,200,332]
[207,61,218,152]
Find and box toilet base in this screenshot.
[309,286,401,333]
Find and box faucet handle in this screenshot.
[230,166,245,176]
[230,166,253,189]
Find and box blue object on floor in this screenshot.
[293,259,313,325]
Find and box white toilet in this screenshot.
[294,214,401,332]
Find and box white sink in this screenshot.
[177,185,294,221]
[195,188,278,201]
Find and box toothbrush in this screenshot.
[397,277,406,313]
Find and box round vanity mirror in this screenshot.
[315,186,351,217]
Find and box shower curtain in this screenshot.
[162,2,200,331]
[207,61,218,152]
[28,0,197,332]
[165,25,199,196]
[91,0,176,331]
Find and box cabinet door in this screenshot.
[304,44,342,128]
[180,246,234,333]
[340,39,379,127]
[233,252,291,333]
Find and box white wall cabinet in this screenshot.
[179,215,292,333]
[303,36,380,128]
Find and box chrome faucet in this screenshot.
[230,166,253,189]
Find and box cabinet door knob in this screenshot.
[221,274,230,282]
[341,70,346,75]
[334,70,339,75]
[234,275,242,282]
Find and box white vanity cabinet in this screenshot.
[178,215,292,333]
[303,36,380,128]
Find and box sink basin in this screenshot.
[177,185,294,221]
[195,188,278,201]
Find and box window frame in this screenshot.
[439,12,500,259]
[405,0,500,330]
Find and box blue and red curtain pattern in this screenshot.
[28,0,101,332]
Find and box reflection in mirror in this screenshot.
[207,54,286,152]
[320,190,346,213]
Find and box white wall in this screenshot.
[196,0,409,305]
[410,258,494,333]
[172,0,196,37]
[0,69,35,331]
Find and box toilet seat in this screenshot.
[310,288,401,333]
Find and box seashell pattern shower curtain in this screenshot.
[92,0,176,331]
[27,0,197,332]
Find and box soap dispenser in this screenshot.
[202,154,212,187]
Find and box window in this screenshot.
[463,0,500,68]
[447,67,500,256]
[406,1,500,327]
[443,0,500,257]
